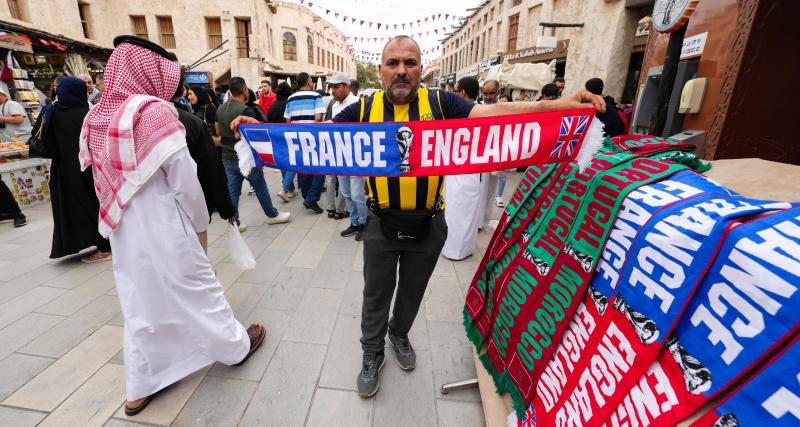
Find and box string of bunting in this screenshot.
[296,0,462,31]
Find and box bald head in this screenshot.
[381,36,421,60]
[379,36,423,105]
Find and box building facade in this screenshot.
[0,0,355,88]
[439,0,653,103]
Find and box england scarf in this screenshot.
[235,108,604,176]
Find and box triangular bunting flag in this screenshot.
[377,23,381,29]
[325,9,329,14]
[434,29,438,34]
[360,20,365,25]
[335,12,339,18]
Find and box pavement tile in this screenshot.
[305,219,339,241]
[238,341,326,427]
[351,242,364,271]
[112,366,210,425]
[428,321,481,402]
[283,288,343,344]
[255,267,314,312]
[38,363,126,427]
[436,399,486,427]
[21,295,121,358]
[309,253,354,289]
[340,270,365,317]
[424,276,466,323]
[41,260,109,289]
[172,376,256,427]
[3,325,122,412]
[319,315,362,391]
[0,261,73,302]
[214,262,245,291]
[326,233,360,255]
[209,308,292,381]
[0,353,53,401]
[238,249,292,285]
[223,282,269,321]
[432,257,458,277]
[36,269,116,316]
[267,226,309,252]
[306,388,372,427]
[373,349,437,427]
[0,285,66,330]
[0,406,46,427]
[103,419,153,427]
[286,239,330,269]
[0,312,65,360]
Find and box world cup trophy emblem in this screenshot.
[396,126,413,172]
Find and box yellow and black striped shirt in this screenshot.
[332,88,474,211]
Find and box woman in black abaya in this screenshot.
[40,77,111,262]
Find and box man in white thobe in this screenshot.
[79,36,265,416]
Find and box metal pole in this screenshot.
[650,23,687,136]
[441,377,479,394]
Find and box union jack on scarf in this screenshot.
[550,115,589,158]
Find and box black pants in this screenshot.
[360,212,447,353]
[0,180,21,217]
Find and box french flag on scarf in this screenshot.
[247,129,276,166]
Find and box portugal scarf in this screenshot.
[236,107,604,176]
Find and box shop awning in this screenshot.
[0,20,112,56]
[481,60,556,91]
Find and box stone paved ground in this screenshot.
[0,169,519,426]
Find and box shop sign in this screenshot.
[456,64,479,80]
[503,39,569,64]
[680,32,707,59]
[479,56,501,72]
[445,73,456,84]
[185,71,211,85]
[0,32,33,53]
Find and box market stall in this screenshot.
[463,137,800,427]
[0,145,49,207]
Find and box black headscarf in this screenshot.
[189,85,212,107]
[43,76,87,135]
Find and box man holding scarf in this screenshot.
[232,35,604,398]
[79,36,265,416]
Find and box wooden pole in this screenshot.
[650,23,687,136]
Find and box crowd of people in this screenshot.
[0,33,606,416]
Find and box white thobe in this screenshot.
[109,147,249,401]
[442,173,485,260]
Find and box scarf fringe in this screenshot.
[574,118,604,171]
[235,140,257,176]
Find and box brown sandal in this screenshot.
[234,323,266,366]
[124,386,167,416]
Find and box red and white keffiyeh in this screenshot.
[79,42,186,237]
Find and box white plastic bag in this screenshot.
[226,224,256,270]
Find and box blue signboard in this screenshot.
[185,71,210,85]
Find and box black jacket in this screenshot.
[595,95,625,137]
[176,109,237,220]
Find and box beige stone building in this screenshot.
[439,0,653,104]
[0,0,355,88]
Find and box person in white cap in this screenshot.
[325,72,367,240]
[0,86,32,141]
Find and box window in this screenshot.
[157,16,175,49]
[512,0,521,6]
[235,18,251,58]
[507,14,519,52]
[131,16,148,40]
[316,47,321,65]
[307,35,313,64]
[282,31,297,61]
[205,17,222,49]
[78,2,93,39]
[7,0,24,20]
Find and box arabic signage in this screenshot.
[503,39,569,64]
[479,55,501,72]
[680,32,707,59]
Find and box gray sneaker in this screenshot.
[357,352,385,398]
[388,333,416,371]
